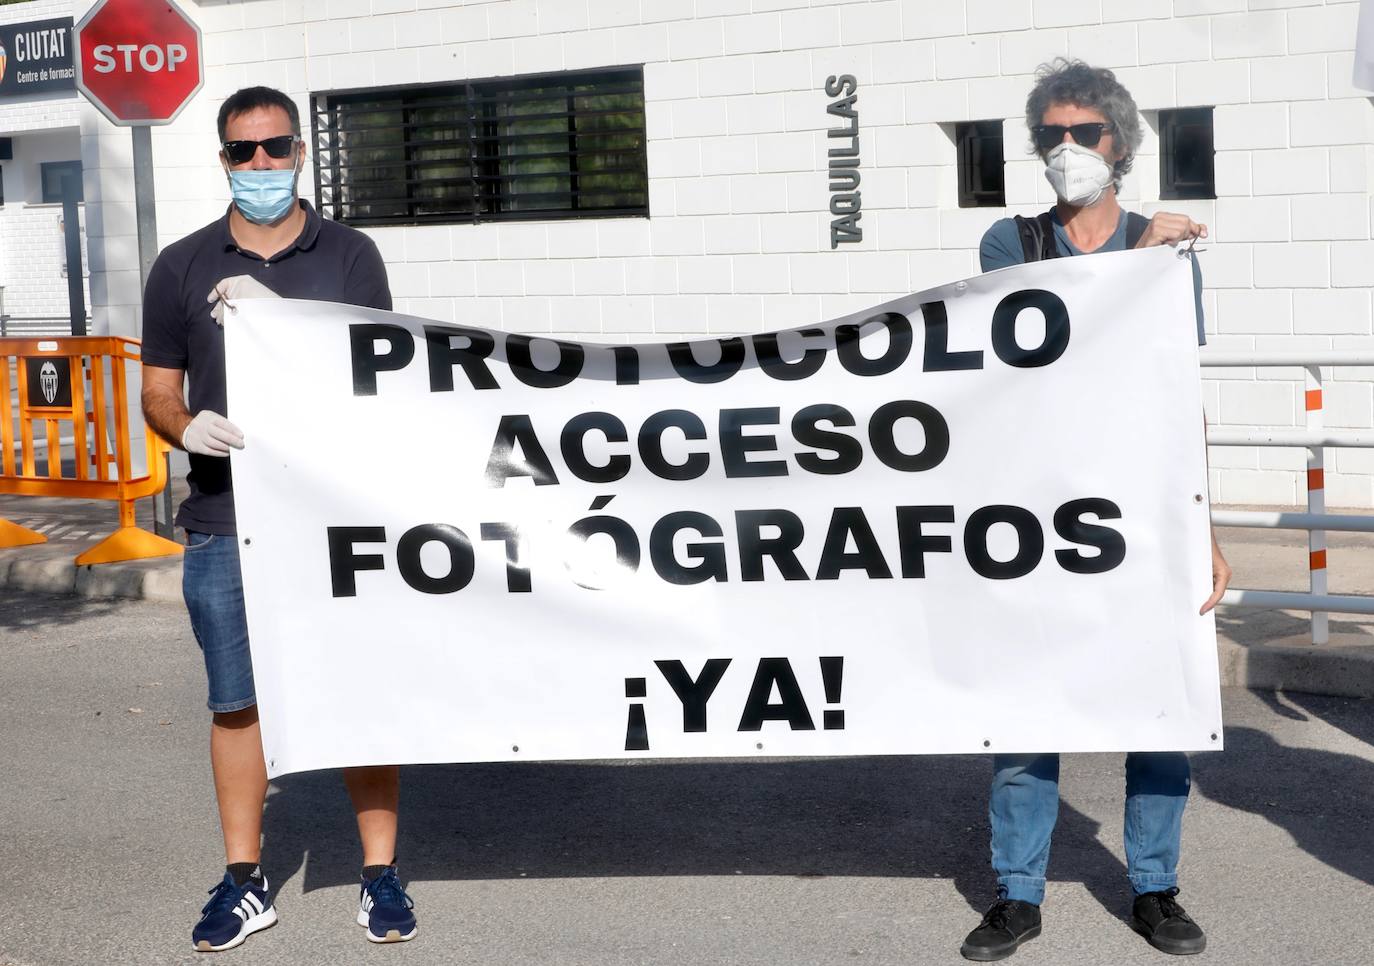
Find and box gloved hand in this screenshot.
[207,274,279,325]
[182,410,244,457]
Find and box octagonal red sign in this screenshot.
[75,0,203,125]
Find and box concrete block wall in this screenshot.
[70,0,1374,507]
[0,195,90,321]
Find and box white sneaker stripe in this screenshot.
[244,892,263,914]
[234,904,249,921]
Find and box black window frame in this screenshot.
[1159,107,1215,201]
[40,160,83,204]
[311,65,649,228]
[955,120,1006,209]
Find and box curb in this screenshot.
[0,553,182,604]
[1216,637,1374,699]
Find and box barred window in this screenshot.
[311,66,649,227]
[40,160,83,204]
[955,120,1005,208]
[1159,107,1215,201]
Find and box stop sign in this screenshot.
[74,0,203,125]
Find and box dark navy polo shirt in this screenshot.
[141,200,391,535]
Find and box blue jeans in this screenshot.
[989,752,1190,905]
[182,530,256,713]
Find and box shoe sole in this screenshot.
[960,924,1041,962]
[193,907,278,952]
[357,908,417,943]
[1130,918,1207,956]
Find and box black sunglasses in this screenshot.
[221,135,299,165]
[1032,122,1111,151]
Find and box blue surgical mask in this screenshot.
[229,168,299,224]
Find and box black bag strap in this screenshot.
[1125,211,1150,249]
[1018,209,1153,261]
[1013,211,1059,263]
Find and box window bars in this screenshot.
[311,66,649,227]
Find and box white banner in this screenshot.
[225,245,1222,778]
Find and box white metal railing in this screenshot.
[1202,351,1374,643]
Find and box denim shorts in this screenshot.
[182,530,257,713]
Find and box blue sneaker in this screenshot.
[192,871,277,952]
[357,866,417,943]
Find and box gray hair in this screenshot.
[1024,58,1142,192]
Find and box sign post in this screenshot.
[74,0,204,538]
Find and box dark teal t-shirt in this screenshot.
[978,209,1206,346]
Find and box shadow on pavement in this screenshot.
[1192,718,1374,890]
[0,589,125,631]
[1278,690,1374,747]
[259,756,1138,919]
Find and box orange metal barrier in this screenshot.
[1,336,182,565]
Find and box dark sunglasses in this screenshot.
[221,135,299,165]
[1032,122,1111,151]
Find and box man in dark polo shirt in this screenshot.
[141,86,418,952]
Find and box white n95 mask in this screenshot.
[1043,141,1115,207]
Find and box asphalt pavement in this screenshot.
[2,591,1373,966]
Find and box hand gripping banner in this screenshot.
[225,245,1222,778]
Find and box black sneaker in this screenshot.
[1131,888,1206,955]
[960,899,1042,961]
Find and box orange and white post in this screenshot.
[1305,364,1329,644]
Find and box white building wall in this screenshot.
[0,0,87,326]
[63,0,1374,507]
[0,129,89,320]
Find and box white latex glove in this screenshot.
[182,410,244,457]
[208,274,279,325]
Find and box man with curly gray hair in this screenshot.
[964,59,1230,963]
